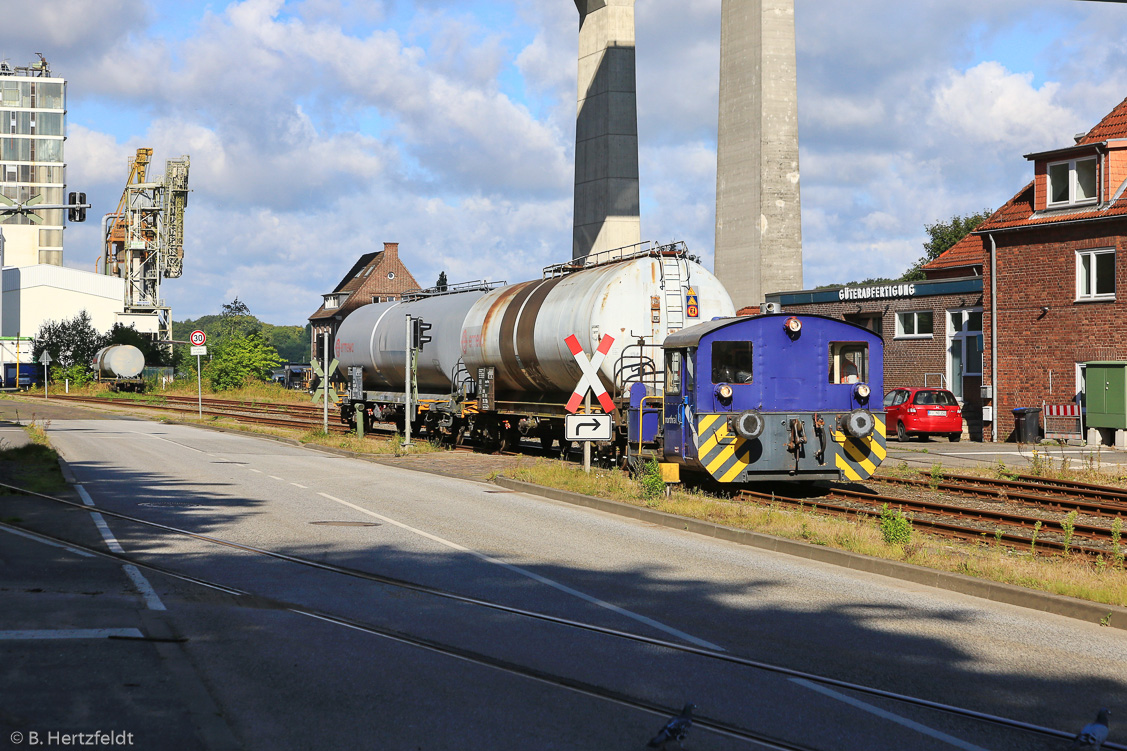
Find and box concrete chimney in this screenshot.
[572,0,641,262]
[715,0,803,309]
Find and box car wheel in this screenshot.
[896,421,908,442]
[948,433,961,442]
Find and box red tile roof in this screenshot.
[921,231,984,271]
[1080,95,1127,144]
[971,96,1127,234]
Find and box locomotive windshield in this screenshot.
[712,341,753,384]
[830,342,868,384]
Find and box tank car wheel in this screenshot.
[896,421,909,442]
[540,435,554,453]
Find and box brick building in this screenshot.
[308,242,421,362]
[961,95,1127,442]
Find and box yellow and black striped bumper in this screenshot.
[830,415,887,481]
[694,414,757,483]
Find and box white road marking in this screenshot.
[269,475,285,481]
[0,628,145,640]
[123,564,167,611]
[291,483,307,489]
[76,485,166,611]
[248,468,262,473]
[0,525,94,558]
[317,492,724,651]
[791,679,990,751]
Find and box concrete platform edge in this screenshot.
[493,477,1127,632]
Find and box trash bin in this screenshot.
[1012,407,1042,443]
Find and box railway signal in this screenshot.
[411,318,432,350]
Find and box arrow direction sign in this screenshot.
[564,413,613,442]
[564,334,615,414]
[38,351,52,365]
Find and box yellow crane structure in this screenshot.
[101,147,190,344]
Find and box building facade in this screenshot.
[308,242,421,362]
[969,95,1127,442]
[0,56,66,266]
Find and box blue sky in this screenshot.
[3,0,1126,325]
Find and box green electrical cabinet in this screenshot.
[1085,361,1127,429]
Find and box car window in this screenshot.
[883,391,899,407]
[934,391,958,406]
[914,391,934,405]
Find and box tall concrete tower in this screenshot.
[573,0,641,261]
[715,0,803,309]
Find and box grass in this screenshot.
[0,419,68,494]
[61,377,315,405]
[502,461,1127,608]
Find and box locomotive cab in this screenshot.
[660,314,886,483]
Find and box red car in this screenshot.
[883,388,964,442]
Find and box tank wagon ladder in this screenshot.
[659,255,686,331]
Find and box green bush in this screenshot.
[879,504,912,546]
[640,459,665,500]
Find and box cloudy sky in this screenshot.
[3,0,1126,325]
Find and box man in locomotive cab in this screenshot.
[712,341,753,384]
[831,343,868,384]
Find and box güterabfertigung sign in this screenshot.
[838,283,916,301]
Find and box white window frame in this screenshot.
[1076,248,1115,302]
[1047,156,1098,208]
[894,310,933,340]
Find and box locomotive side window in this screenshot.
[666,351,683,393]
[829,342,868,384]
[712,341,753,384]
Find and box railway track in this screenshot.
[735,477,1122,556]
[52,393,351,434]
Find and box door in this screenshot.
[663,350,686,461]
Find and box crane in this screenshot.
[101,148,190,346]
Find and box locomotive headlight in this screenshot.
[854,383,871,401]
[784,316,802,334]
[716,383,733,400]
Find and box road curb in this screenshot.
[493,476,1127,631]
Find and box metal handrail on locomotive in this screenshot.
[332,242,886,482]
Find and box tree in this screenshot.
[902,209,993,281]
[206,333,283,391]
[218,297,259,339]
[435,271,448,292]
[33,311,103,371]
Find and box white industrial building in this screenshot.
[0,55,144,365]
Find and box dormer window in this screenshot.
[1047,156,1097,207]
[323,292,348,310]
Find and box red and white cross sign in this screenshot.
[564,334,615,414]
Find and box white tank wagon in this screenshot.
[332,242,735,450]
[92,344,146,391]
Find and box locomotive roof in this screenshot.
[662,313,881,349]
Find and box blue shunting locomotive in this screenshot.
[629,313,886,482]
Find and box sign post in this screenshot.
[563,333,616,473]
[403,315,412,450]
[190,330,206,418]
[38,350,52,399]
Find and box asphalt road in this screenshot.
[3,411,1125,750]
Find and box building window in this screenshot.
[1048,157,1097,207]
[895,311,933,339]
[1077,249,1115,301]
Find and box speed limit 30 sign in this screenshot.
[190,330,207,346]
